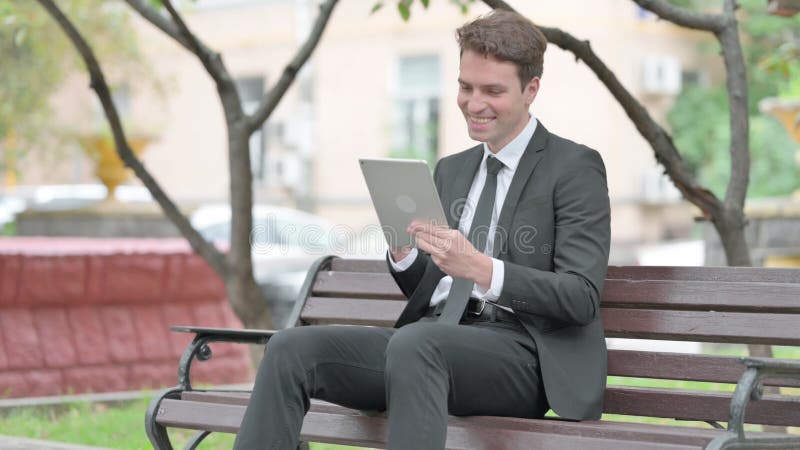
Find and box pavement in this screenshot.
[0,436,113,450]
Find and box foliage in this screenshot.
[667,0,800,199]
[0,0,142,176]
[371,0,475,21]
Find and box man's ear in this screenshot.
[524,77,540,106]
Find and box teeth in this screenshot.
[470,116,493,124]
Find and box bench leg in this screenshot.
[145,386,184,450]
[184,430,212,450]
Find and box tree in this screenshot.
[668,0,800,199]
[0,0,142,179]
[35,0,787,367]
[35,0,339,345]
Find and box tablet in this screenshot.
[359,158,449,249]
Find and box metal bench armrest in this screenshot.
[706,357,800,449]
[171,326,278,391]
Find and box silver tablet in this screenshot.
[359,158,449,249]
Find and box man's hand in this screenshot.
[408,220,493,288]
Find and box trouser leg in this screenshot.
[384,321,547,450]
[233,325,394,450]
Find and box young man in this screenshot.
[234,10,610,450]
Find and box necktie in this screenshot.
[437,155,504,324]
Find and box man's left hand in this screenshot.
[408,220,493,288]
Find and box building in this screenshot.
[10,0,716,262]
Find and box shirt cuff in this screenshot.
[387,248,419,272]
[475,258,504,302]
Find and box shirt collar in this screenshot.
[482,115,537,172]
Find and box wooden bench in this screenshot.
[145,256,800,449]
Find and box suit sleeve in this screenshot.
[497,149,610,325]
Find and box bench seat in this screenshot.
[145,256,800,450]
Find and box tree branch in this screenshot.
[632,0,726,32]
[718,0,750,215]
[35,0,230,278]
[637,0,749,225]
[482,0,723,218]
[122,0,193,51]
[247,0,339,134]
[159,0,235,92]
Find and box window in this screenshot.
[235,76,267,181]
[392,55,441,167]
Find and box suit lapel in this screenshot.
[445,145,483,229]
[493,123,550,258]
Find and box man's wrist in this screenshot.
[389,247,413,262]
[471,253,494,289]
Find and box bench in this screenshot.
[145,255,800,449]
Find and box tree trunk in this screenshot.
[224,117,275,341]
[713,209,778,433]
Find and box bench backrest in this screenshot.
[288,256,800,426]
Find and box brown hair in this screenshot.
[456,10,547,89]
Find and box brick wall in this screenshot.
[0,238,253,398]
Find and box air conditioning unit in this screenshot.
[641,56,682,96]
[641,167,682,204]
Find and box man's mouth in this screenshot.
[468,115,494,124]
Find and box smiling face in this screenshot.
[457,49,539,153]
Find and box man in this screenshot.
[234,10,610,450]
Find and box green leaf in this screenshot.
[397,1,411,21]
[371,2,385,14]
[421,0,430,8]
[13,28,26,47]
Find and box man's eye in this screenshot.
[488,90,503,96]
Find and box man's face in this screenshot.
[457,49,539,153]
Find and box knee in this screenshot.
[385,323,444,372]
[262,328,315,373]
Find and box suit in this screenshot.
[389,122,611,420]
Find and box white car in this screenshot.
[191,203,385,282]
[191,204,385,327]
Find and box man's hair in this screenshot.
[456,10,547,89]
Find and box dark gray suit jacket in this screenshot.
[389,122,611,420]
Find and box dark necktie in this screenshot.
[437,155,504,324]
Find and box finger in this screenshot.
[408,220,432,235]
[414,233,436,254]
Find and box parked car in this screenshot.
[191,204,385,327]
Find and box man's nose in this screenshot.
[466,95,486,113]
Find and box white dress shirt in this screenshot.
[389,116,538,307]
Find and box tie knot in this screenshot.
[486,156,504,176]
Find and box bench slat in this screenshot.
[605,386,800,426]
[311,272,800,312]
[608,350,800,388]
[313,272,405,299]
[330,258,388,273]
[299,300,800,344]
[159,398,714,449]
[602,308,800,345]
[602,279,800,313]
[607,266,800,283]
[301,297,402,326]
[331,260,800,283]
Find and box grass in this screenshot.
[0,396,358,449]
[0,221,14,236]
[1,345,797,449]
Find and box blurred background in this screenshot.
[3,0,799,271]
[1,1,799,447]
